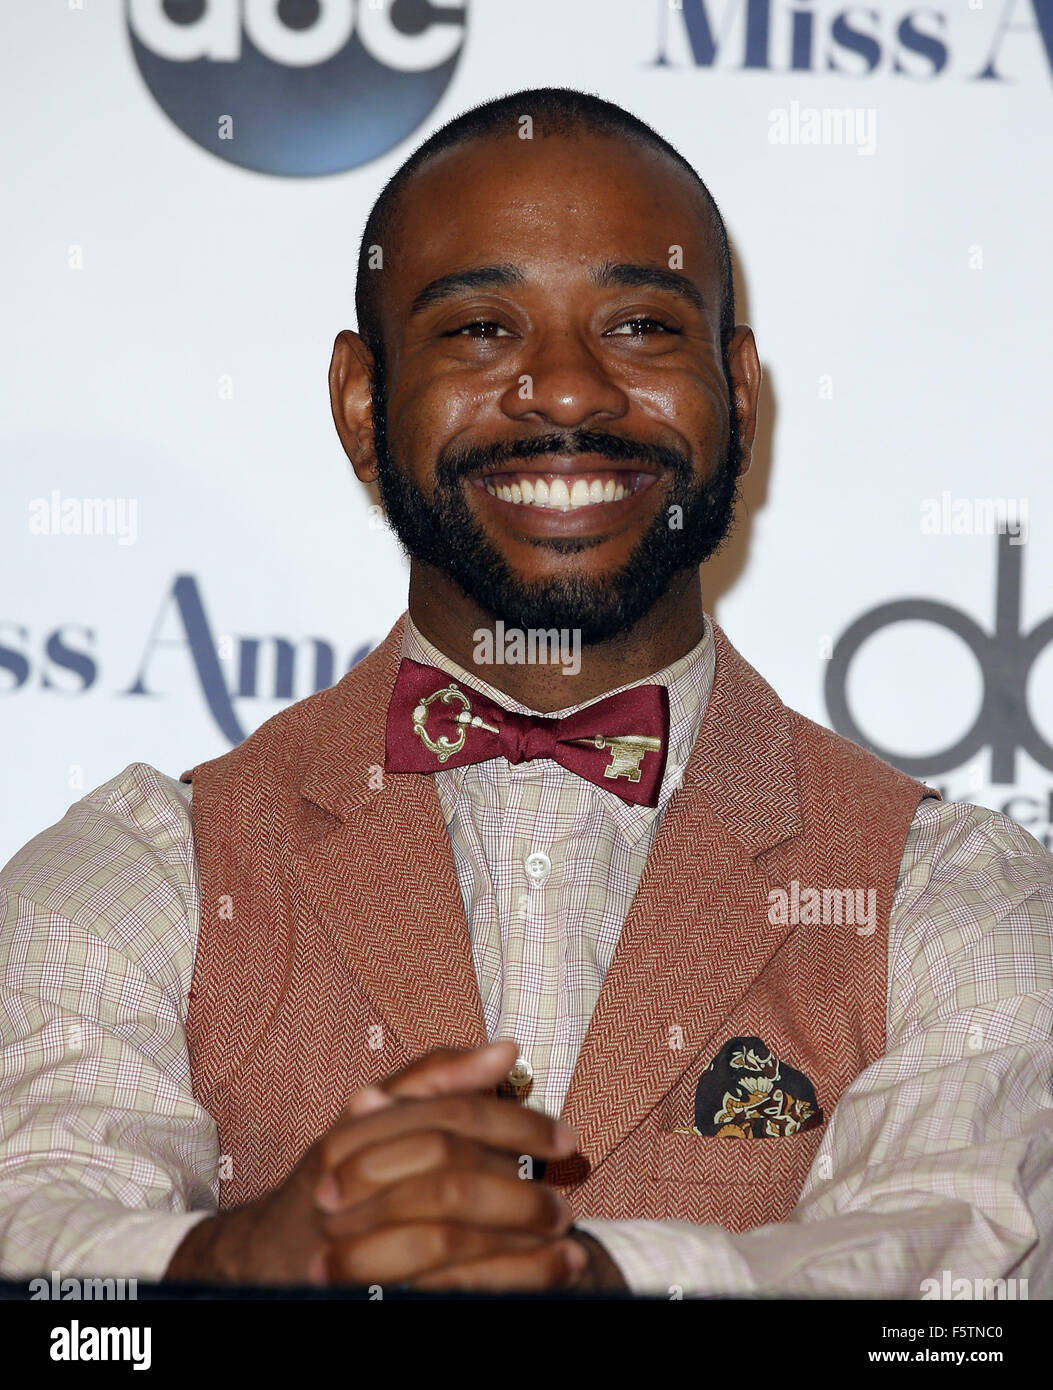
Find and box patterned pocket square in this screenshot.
[682,1035,824,1138]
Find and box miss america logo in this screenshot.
[654,0,1053,82]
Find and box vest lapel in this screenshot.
[559,622,803,1174]
[291,615,488,1061]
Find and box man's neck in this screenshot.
[406,565,705,712]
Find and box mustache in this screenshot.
[435,429,693,485]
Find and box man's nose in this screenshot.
[500,327,629,429]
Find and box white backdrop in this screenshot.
[2,0,1051,865]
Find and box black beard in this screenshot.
[369,354,741,646]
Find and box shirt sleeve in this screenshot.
[578,799,1053,1296]
[0,763,219,1280]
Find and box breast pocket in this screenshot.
[649,1121,828,1191]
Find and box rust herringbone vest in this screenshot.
[180,615,937,1231]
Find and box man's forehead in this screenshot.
[395,128,713,232]
[384,130,722,308]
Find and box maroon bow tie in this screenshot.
[385,659,670,807]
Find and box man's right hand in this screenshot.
[163,1041,584,1290]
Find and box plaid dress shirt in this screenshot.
[402,614,715,1118]
[0,614,1051,1295]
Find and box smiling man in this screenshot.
[1,88,1052,1298]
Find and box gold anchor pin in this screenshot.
[412,683,499,763]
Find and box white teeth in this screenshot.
[549,478,571,509]
[485,473,639,509]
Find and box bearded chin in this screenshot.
[368,367,741,646]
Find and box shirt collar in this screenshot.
[399,612,716,840]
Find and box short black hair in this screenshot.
[354,86,735,369]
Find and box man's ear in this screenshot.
[726,325,762,479]
[328,329,377,484]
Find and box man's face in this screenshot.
[361,130,751,644]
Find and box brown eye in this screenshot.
[448,320,511,338]
[607,317,677,336]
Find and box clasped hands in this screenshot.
[168,1039,624,1292]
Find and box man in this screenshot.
[1,87,1051,1297]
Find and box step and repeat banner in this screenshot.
[2,0,1051,864]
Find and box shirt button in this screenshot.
[524,851,551,884]
[507,1057,533,1090]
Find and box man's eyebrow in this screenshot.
[409,264,526,316]
[406,260,709,319]
[589,261,708,316]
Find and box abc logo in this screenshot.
[126,0,467,175]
